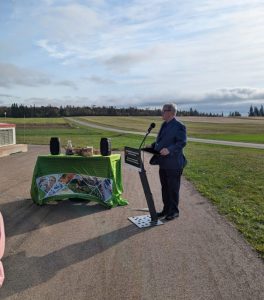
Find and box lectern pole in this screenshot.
[125,146,163,228]
[138,163,158,222]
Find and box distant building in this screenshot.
[0,123,16,146]
[0,123,27,157]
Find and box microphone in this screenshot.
[139,122,156,149]
[147,122,156,133]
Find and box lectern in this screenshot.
[125,125,163,228]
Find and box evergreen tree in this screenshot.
[249,105,254,116]
[253,106,259,116]
[260,105,264,116]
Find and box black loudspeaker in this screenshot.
[100,138,111,156]
[50,137,61,155]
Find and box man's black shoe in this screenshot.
[156,211,166,218]
[165,213,179,221]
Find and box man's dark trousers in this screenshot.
[159,168,182,215]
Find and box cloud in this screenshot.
[18,0,264,80]
[129,87,264,114]
[36,40,75,59]
[104,52,150,72]
[56,80,78,90]
[1,0,264,115]
[220,88,264,100]
[0,93,21,106]
[0,93,14,98]
[25,97,58,106]
[202,88,264,105]
[0,62,77,90]
[33,1,188,66]
[23,96,99,107]
[39,3,104,40]
[42,0,55,5]
[86,76,115,85]
[0,63,51,88]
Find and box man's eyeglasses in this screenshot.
[162,109,171,113]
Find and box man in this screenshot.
[151,103,187,220]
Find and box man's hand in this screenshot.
[160,148,170,156]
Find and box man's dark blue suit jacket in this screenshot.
[152,118,187,170]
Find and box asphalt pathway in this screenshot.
[67,117,264,149]
[0,146,263,299]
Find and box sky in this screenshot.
[1,0,264,115]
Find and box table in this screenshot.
[30,154,128,208]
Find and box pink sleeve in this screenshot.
[0,212,5,287]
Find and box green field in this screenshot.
[77,116,264,143]
[77,116,163,133]
[2,116,264,144]
[2,117,67,124]
[185,122,264,143]
[1,116,263,257]
[0,117,150,150]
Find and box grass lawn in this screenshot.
[77,116,264,143]
[184,142,264,257]
[2,117,67,124]
[77,116,163,133]
[185,122,264,143]
[16,125,148,150]
[0,117,147,148]
[19,129,146,150]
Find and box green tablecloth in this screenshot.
[30,154,128,207]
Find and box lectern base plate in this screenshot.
[128,215,163,228]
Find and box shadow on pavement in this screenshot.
[0,198,106,238]
[0,224,143,298]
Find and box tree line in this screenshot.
[248,105,264,116]
[0,103,263,118]
[0,104,224,118]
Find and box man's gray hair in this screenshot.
[163,103,177,115]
